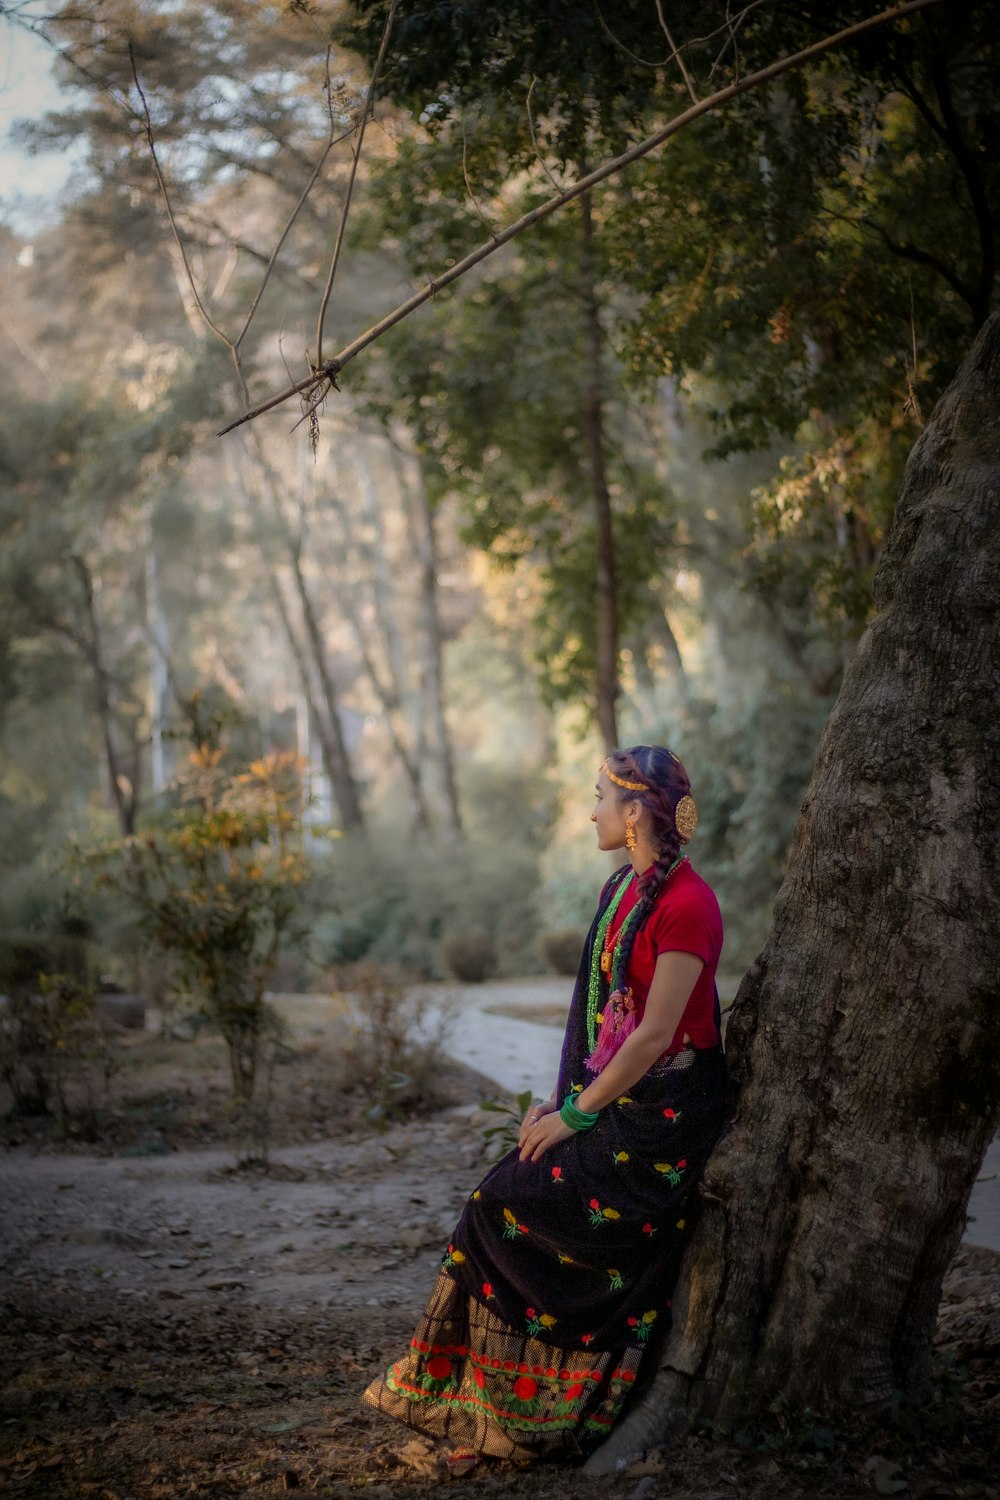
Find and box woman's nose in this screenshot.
[590,810,597,822]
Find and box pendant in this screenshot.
[600,950,612,975]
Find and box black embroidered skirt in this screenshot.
[363,1042,725,1457]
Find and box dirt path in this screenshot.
[1,1002,997,1500]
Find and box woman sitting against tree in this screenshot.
[363,745,726,1463]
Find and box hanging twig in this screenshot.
[218,0,947,437]
[655,0,700,103]
[461,116,496,236]
[129,42,357,404]
[313,0,399,370]
[525,77,565,195]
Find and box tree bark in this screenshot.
[589,313,1000,1469]
[70,554,140,839]
[579,190,620,753]
[285,540,366,834]
[390,440,464,839]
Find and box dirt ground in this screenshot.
[1,1019,998,1500]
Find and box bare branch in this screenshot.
[655,0,700,103]
[526,77,565,195]
[235,91,359,350]
[313,0,399,369]
[461,115,496,236]
[129,45,231,349]
[219,0,948,437]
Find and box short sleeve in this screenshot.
[648,880,722,967]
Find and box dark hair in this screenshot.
[605,744,692,983]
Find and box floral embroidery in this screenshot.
[471,1189,481,1200]
[676,1218,686,1230]
[551,1166,564,1183]
[525,1307,557,1337]
[502,1207,529,1240]
[653,1161,685,1187]
[662,1108,681,1122]
[615,1094,634,1105]
[588,1198,621,1227]
[627,1310,658,1345]
[558,1253,576,1265]
[642,1222,656,1237]
[612,1150,630,1166]
[581,1333,594,1345]
[607,1268,624,1290]
[482,1281,495,1300]
[442,1243,466,1268]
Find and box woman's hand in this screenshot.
[518,1109,575,1163]
[517,1096,556,1149]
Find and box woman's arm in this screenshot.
[575,951,704,1112]
[518,950,704,1162]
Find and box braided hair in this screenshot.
[606,744,692,982]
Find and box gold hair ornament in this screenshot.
[602,763,647,793]
[674,794,698,843]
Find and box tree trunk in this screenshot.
[390,440,464,839]
[579,190,620,753]
[319,453,433,832]
[70,554,140,839]
[229,436,367,834]
[589,313,1000,1469]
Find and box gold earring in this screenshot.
[625,817,637,852]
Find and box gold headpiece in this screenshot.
[602,762,647,793]
[674,794,698,843]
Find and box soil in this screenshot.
[1,1019,998,1500]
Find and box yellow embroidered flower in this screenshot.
[602,1207,621,1221]
[654,1162,672,1174]
[641,1310,657,1325]
[676,1218,686,1230]
[471,1190,481,1200]
[612,1151,629,1165]
[558,1253,576,1265]
[616,1094,634,1105]
[539,1314,557,1329]
[503,1207,517,1225]
[450,1249,466,1264]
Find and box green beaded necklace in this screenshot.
[585,856,686,1051]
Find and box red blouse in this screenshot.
[603,860,723,1053]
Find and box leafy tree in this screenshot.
[82,706,310,1101]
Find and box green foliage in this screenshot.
[479,1088,534,1160]
[80,713,311,1100]
[310,832,541,979]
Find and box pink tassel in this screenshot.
[585,989,639,1074]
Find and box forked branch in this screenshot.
[218,0,946,438]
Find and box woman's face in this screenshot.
[590,769,632,852]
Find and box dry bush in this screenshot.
[441,933,497,983]
[330,962,458,1123]
[539,928,585,976]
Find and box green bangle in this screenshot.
[560,1093,599,1131]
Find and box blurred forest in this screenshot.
[0,0,994,1004]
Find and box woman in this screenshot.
[363,745,726,1462]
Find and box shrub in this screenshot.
[0,971,116,1132]
[539,929,586,976]
[79,718,310,1102]
[331,961,456,1122]
[442,933,497,983]
[309,835,542,980]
